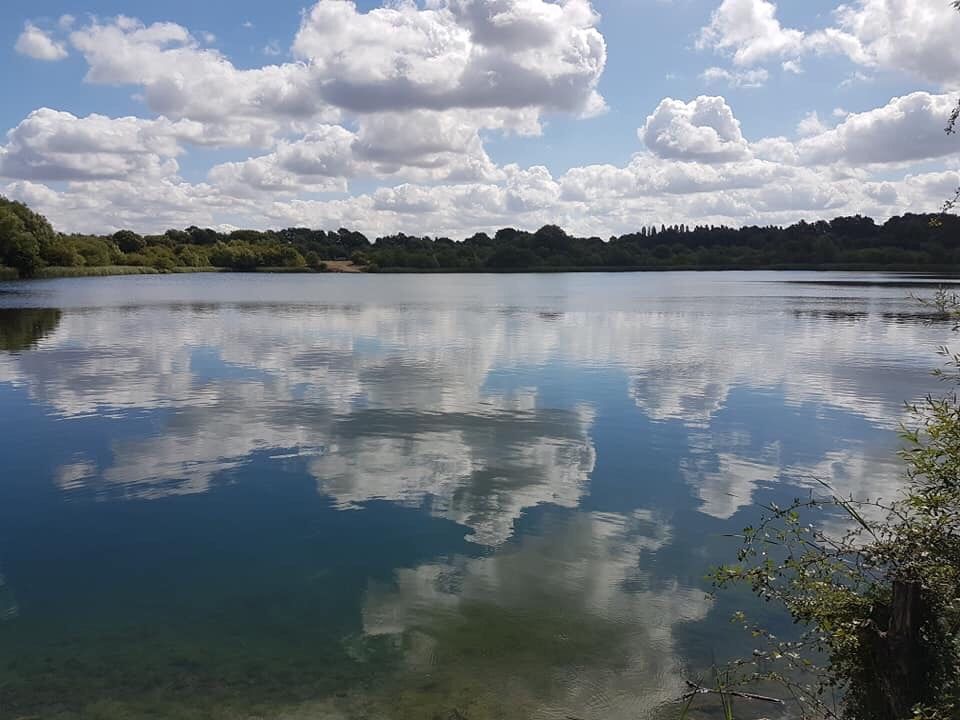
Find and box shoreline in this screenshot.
[0,265,353,280]
[2,263,960,281]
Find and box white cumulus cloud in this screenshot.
[699,0,960,90]
[14,23,68,61]
[0,109,183,182]
[641,96,750,163]
[700,66,769,88]
[698,0,803,66]
[798,92,960,165]
[823,0,960,87]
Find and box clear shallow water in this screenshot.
[0,271,952,719]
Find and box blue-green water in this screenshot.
[0,271,951,719]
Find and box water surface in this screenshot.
[0,271,950,719]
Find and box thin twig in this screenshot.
[682,680,785,705]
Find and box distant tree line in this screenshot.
[364,217,960,271]
[2,195,959,277]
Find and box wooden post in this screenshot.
[864,580,930,720]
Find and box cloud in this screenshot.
[55,2,609,135]
[206,110,505,195]
[68,16,330,140]
[640,96,750,163]
[7,145,958,240]
[822,0,960,87]
[700,66,769,88]
[52,3,606,164]
[796,111,827,138]
[291,0,606,115]
[352,109,507,181]
[697,0,803,66]
[781,59,803,74]
[14,23,68,61]
[798,92,960,165]
[207,126,358,196]
[838,70,873,88]
[699,0,960,90]
[0,108,183,182]
[1,67,957,238]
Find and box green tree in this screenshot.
[0,197,50,275]
[350,250,370,266]
[176,245,207,268]
[209,242,263,270]
[43,240,85,267]
[144,245,178,271]
[112,230,146,253]
[69,236,119,267]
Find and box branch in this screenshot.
[681,680,785,705]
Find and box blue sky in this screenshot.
[1,0,958,236]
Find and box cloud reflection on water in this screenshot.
[0,280,944,544]
[0,273,950,717]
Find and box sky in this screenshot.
[1,0,959,237]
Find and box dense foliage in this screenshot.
[2,195,959,277]
[364,216,960,271]
[0,197,57,276]
[714,291,960,720]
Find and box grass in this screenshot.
[3,265,332,281]
[35,266,160,279]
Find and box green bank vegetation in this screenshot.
[0,197,332,279]
[1,195,959,279]
[34,265,162,278]
[709,290,960,719]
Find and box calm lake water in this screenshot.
[0,271,953,720]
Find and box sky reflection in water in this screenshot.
[0,272,951,719]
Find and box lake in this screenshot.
[0,271,952,720]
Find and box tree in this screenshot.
[112,230,146,253]
[350,250,370,267]
[304,251,326,271]
[714,290,960,720]
[0,197,48,276]
[42,242,84,267]
[69,236,119,267]
[176,245,207,268]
